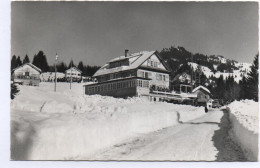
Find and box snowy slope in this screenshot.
[188,62,251,83]
[11,83,205,160]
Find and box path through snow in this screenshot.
[90,109,247,161]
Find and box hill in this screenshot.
[159,46,251,82]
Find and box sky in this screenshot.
[11,1,258,66]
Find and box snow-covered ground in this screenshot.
[11,83,206,160]
[227,100,259,161]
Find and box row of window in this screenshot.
[87,80,137,93]
[137,80,149,88]
[156,74,167,81]
[67,73,81,76]
[86,79,150,93]
[138,70,168,82]
[147,59,159,68]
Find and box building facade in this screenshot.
[65,67,82,82]
[11,63,42,86]
[84,51,171,99]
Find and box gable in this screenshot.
[13,64,40,75]
[140,54,167,70]
[66,67,82,73]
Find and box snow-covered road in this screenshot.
[91,109,247,161]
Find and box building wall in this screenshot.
[12,65,41,86]
[137,69,169,89]
[141,54,167,70]
[193,90,210,102]
[13,64,40,77]
[85,78,138,98]
[65,68,81,78]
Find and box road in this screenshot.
[91,109,247,161]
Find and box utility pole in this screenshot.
[191,53,193,88]
[54,53,58,92]
[70,59,72,90]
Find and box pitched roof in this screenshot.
[12,63,42,73]
[65,67,82,73]
[93,51,170,77]
[192,85,211,94]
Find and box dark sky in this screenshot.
[11,1,258,66]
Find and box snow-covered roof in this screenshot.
[192,85,211,94]
[93,51,169,77]
[12,63,42,73]
[65,67,82,73]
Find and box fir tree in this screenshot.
[246,54,258,101]
[57,62,67,72]
[16,56,22,67]
[68,59,75,68]
[11,55,17,70]
[32,51,49,72]
[214,75,225,99]
[11,83,19,99]
[23,54,30,64]
[78,61,84,73]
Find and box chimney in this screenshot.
[125,49,129,57]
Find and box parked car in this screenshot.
[212,99,222,108]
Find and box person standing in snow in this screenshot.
[205,106,208,113]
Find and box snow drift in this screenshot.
[11,83,205,160]
[227,100,259,161]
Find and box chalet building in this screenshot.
[11,63,42,86]
[192,85,211,105]
[84,50,171,99]
[172,72,193,93]
[65,67,82,82]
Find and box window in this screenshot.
[138,80,142,87]
[25,72,30,76]
[154,62,158,68]
[145,72,149,78]
[151,61,153,67]
[163,75,166,81]
[160,74,163,80]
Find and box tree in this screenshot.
[23,54,30,64]
[57,62,67,72]
[239,76,249,100]
[78,61,84,72]
[11,83,19,99]
[214,75,225,99]
[11,55,17,70]
[83,65,101,76]
[32,51,49,72]
[16,56,22,67]
[246,54,258,101]
[68,59,75,68]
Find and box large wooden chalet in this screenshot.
[11,63,42,86]
[84,50,171,100]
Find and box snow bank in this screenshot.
[11,83,205,160]
[227,100,259,161]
